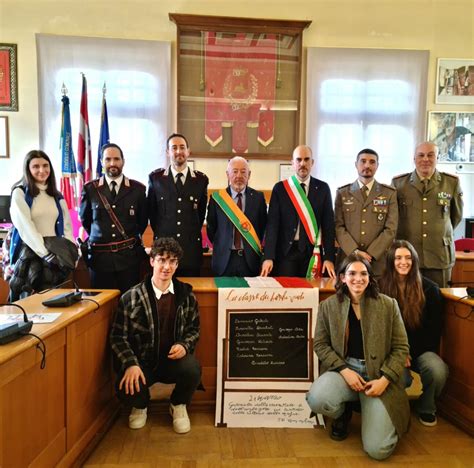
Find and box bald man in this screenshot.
[261,145,336,279]
[206,157,267,276]
[392,141,463,287]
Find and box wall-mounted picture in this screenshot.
[0,116,9,158]
[436,58,474,105]
[0,43,18,111]
[428,111,474,162]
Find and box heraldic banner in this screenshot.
[205,32,277,153]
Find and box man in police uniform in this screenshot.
[80,143,148,293]
[392,141,463,287]
[206,156,267,276]
[147,134,209,277]
[335,148,398,277]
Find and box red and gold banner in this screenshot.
[205,32,277,153]
[0,50,11,106]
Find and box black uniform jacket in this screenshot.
[147,166,208,271]
[80,176,148,272]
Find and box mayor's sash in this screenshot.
[211,190,262,257]
[282,175,322,278]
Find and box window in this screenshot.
[37,34,171,184]
[306,47,429,194]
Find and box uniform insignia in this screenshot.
[378,213,384,221]
[129,208,135,216]
[373,197,388,206]
[342,197,354,205]
[241,221,250,232]
[190,196,194,201]
[437,192,452,200]
[193,203,198,210]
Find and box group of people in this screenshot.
[6,134,460,458]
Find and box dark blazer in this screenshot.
[80,176,148,273]
[206,186,267,276]
[147,167,208,271]
[264,176,336,263]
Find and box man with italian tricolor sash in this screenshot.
[261,145,336,279]
[207,157,267,276]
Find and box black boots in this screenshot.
[330,404,353,441]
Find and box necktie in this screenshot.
[300,182,306,194]
[234,193,243,250]
[422,179,429,194]
[110,181,117,199]
[361,185,368,200]
[176,173,184,193]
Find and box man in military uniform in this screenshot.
[335,148,398,277]
[392,141,463,287]
[147,134,209,277]
[261,145,336,278]
[206,156,267,276]
[80,143,148,293]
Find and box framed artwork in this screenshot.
[0,44,18,111]
[427,111,474,162]
[279,163,293,180]
[435,58,474,105]
[170,14,311,160]
[0,116,9,158]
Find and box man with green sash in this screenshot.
[207,157,267,276]
[261,145,336,279]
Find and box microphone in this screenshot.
[39,278,82,307]
[0,303,33,344]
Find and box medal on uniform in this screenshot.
[129,208,135,216]
[241,221,250,233]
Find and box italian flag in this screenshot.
[214,276,313,288]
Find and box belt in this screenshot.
[347,357,366,364]
[231,249,244,257]
[91,237,137,253]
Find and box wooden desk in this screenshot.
[186,277,336,406]
[438,288,474,436]
[0,289,120,468]
[451,252,474,287]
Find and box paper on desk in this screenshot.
[0,313,61,324]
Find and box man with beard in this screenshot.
[206,156,267,276]
[80,143,148,292]
[261,145,336,279]
[334,148,398,277]
[147,134,209,277]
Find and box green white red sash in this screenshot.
[211,189,262,257]
[283,175,322,278]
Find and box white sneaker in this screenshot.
[129,407,147,429]
[169,403,191,434]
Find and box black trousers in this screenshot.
[274,242,311,277]
[115,354,201,409]
[90,263,141,294]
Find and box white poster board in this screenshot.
[215,287,323,428]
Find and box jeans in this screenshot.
[404,351,449,415]
[306,357,399,461]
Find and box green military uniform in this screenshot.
[391,170,463,287]
[335,180,398,277]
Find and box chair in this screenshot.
[454,238,474,252]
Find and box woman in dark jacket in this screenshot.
[379,240,448,427]
[306,253,409,460]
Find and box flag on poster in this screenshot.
[59,94,77,209]
[77,73,93,185]
[96,85,110,177]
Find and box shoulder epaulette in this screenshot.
[392,172,410,180]
[337,183,351,190]
[193,169,208,179]
[379,182,396,191]
[441,172,459,180]
[129,179,146,188]
[149,168,166,177]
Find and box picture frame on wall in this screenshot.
[0,44,18,112]
[435,58,474,105]
[427,111,474,162]
[0,116,10,158]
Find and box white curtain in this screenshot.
[306,47,429,195]
[36,34,171,184]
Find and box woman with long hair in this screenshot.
[9,150,77,299]
[379,240,448,426]
[306,253,409,460]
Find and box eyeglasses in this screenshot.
[154,257,179,267]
